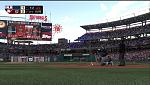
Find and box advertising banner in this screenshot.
[41,23,52,41]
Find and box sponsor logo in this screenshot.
[42,34,51,39]
[29,15,47,21]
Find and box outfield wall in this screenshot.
[10,56,58,62]
[10,55,96,62]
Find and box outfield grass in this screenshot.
[0,63,149,85]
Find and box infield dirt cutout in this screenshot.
[4,62,150,69]
[45,63,150,69]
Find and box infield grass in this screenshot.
[0,63,149,85]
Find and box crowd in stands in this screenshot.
[1,36,150,61]
[76,24,150,41]
[109,49,150,62]
[1,36,150,51]
[0,22,150,62]
[0,43,57,51]
[62,36,150,49]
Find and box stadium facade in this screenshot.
[0,11,150,63]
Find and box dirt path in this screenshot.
[46,63,150,68]
[4,62,150,69]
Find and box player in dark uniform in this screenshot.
[95,49,102,64]
[107,55,113,66]
[99,47,108,66]
[95,47,109,66]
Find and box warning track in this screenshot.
[45,63,150,69]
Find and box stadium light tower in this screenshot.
[133,13,135,17]
[149,2,150,12]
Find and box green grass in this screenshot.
[0,63,149,85]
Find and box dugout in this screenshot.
[59,48,96,62]
[59,54,95,62]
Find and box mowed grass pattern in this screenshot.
[0,63,149,85]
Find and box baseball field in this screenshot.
[0,62,149,85]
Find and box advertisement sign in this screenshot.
[41,23,52,41]
[28,57,33,62]
[29,15,47,21]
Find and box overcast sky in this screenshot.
[0,1,150,44]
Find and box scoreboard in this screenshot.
[0,20,52,41]
[5,5,43,14]
[7,21,41,40]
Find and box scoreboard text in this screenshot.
[5,5,43,14]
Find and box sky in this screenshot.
[0,1,150,44]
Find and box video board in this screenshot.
[0,20,7,39]
[7,21,41,40]
[0,20,52,41]
[41,23,52,41]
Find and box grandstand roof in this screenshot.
[81,12,150,30]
